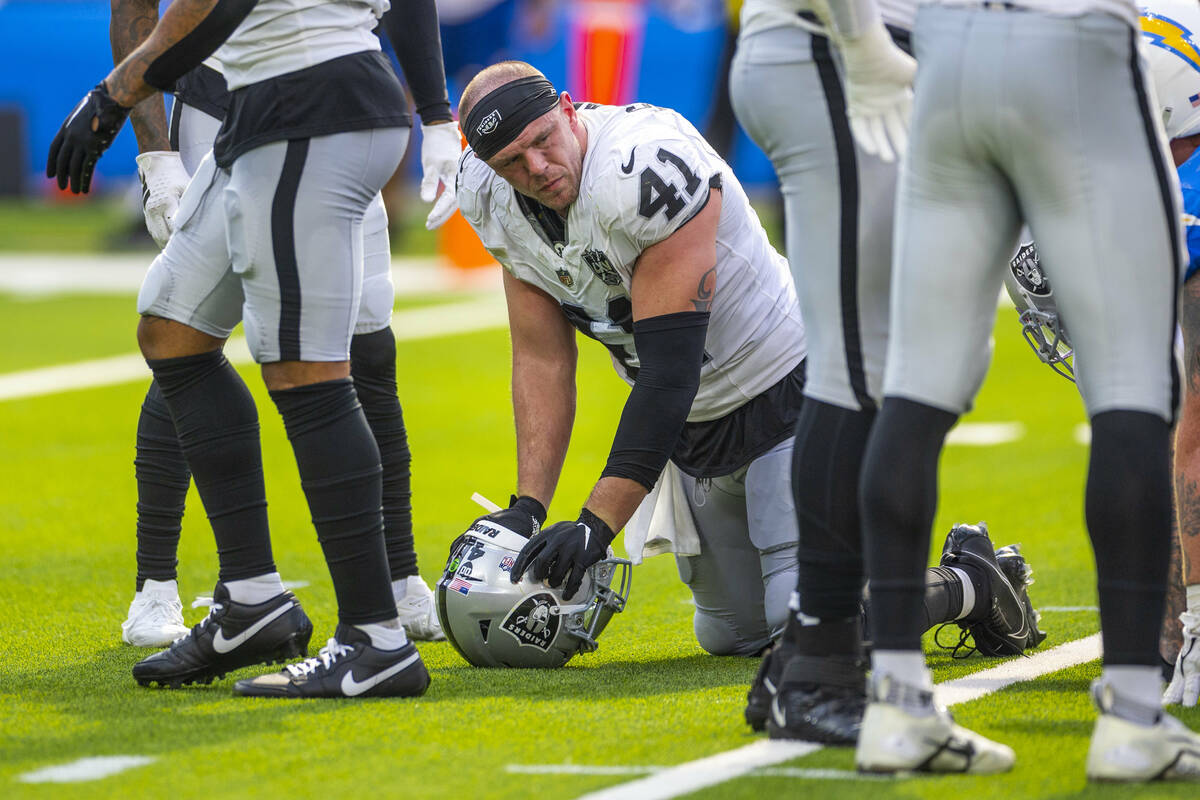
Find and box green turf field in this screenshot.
[1,282,1196,800]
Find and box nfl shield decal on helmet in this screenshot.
[582,249,621,285]
[501,592,560,650]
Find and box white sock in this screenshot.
[223,572,285,605]
[354,620,409,651]
[950,566,976,620]
[788,591,801,612]
[1187,584,1200,614]
[140,578,179,597]
[1103,665,1163,710]
[872,650,933,691]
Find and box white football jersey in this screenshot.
[459,103,807,423]
[217,0,390,90]
[924,0,1135,25]
[740,0,916,37]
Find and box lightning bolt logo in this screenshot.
[1141,12,1200,75]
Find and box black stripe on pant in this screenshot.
[271,139,310,362]
[1129,27,1182,421]
[811,34,875,412]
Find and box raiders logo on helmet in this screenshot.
[476,109,502,136]
[583,249,621,285]
[501,592,561,651]
[1009,243,1050,296]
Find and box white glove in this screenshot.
[837,22,917,164]
[420,121,463,230]
[135,151,191,248]
[1164,610,1200,706]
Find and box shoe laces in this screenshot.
[174,595,224,644]
[285,638,354,678]
[934,623,978,659]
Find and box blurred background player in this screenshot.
[113,0,458,649]
[48,0,454,698]
[850,0,1200,779]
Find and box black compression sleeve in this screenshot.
[600,311,709,490]
[380,0,452,124]
[143,0,257,92]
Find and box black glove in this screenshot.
[46,82,131,194]
[476,494,546,539]
[510,508,616,601]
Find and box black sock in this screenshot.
[860,397,957,651]
[922,566,966,629]
[351,329,416,581]
[270,378,395,625]
[146,351,276,582]
[1088,410,1172,666]
[134,380,190,590]
[792,399,873,620]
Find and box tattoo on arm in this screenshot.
[691,266,716,313]
[110,0,169,152]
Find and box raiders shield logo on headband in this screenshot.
[476,109,502,136]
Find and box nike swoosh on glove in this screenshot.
[136,151,191,248]
[420,121,463,230]
[838,22,916,164]
[1165,610,1200,707]
[46,82,131,194]
[511,509,616,601]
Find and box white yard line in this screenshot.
[566,634,1101,800]
[1042,606,1098,613]
[507,765,891,781]
[945,422,1025,446]
[0,295,507,402]
[17,756,157,783]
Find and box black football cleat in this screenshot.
[940,522,1032,657]
[994,543,1046,651]
[746,638,797,732]
[766,653,867,745]
[133,583,312,688]
[233,624,430,698]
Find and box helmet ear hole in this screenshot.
[479,619,492,642]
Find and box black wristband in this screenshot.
[578,507,617,548]
[511,494,547,524]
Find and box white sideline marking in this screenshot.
[281,580,309,590]
[1074,423,1091,445]
[1042,605,1098,613]
[17,756,156,783]
[0,296,507,403]
[572,634,1102,800]
[508,765,890,782]
[945,422,1024,446]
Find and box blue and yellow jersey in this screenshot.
[1178,147,1200,282]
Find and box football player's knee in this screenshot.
[350,327,397,380]
[693,610,770,656]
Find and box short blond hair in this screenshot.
[459,61,548,122]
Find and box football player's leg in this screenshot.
[675,470,773,657]
[230,128,428,698]
[1170,276,1200,706]
[1007,17,1191,775]
[351,194,441,640]
[857,5,1021,773]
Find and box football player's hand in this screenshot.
[475,494,546,540]
[136,151,191,248]
[419,121,462,230]
[510,509,616,601]
[46,82,131,194]
[1164,611,1200,706]
[838,22,916,164]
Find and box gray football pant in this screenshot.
[675,439,799,656]
[887,6,1180,420]
[139,118,403,359]
[730,24,897,411]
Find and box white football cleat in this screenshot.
[855,675,1015,774]
[394,575,445,641]
[1087,678,1200,781]
[121,578,190,647]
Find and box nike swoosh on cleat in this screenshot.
[620,149,636,174]
[340,651,422,697]
[212,602,294,654]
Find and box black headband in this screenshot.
[464,76,559,161]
